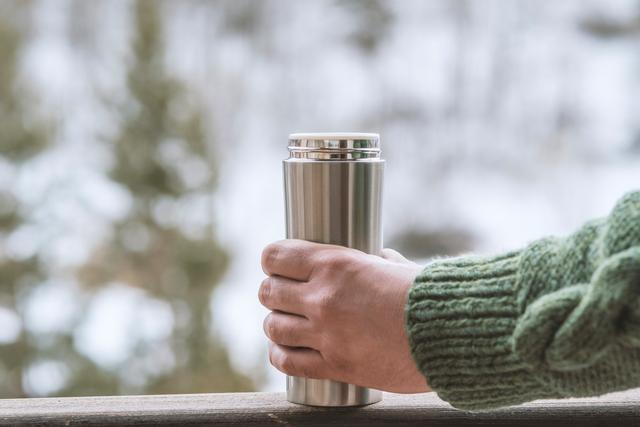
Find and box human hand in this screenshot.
[259,239,429,393]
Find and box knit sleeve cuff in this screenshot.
[405,251,557,410]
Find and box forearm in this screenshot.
[406,191,640,410]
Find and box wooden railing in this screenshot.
[0,390,639,426]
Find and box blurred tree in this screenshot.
[338,0,393,55]
[580,14,640,40]
[77,0,253,394]
[0,4,54,397]
[0,3,124,398]
[219,0,266,37]
[0,8,48,162]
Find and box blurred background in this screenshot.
[1,0,639,397]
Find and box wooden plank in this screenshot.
[0,390,638,426]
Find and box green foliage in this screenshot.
[0,4,133,399]
[77,0,253,393]
[0,0,254,397]
[0,13,49,161]
[0,7,48,398]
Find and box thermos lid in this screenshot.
[288,133,380,160]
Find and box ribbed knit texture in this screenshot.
[406,191,640,410]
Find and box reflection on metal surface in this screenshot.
[283,132,384,407]
[288,133,381,160]
[286,376,383,407]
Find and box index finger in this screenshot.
[261,239,323,281]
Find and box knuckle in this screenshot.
[263,315,294,345]
[258,278,271,305]
[263,314,276,339]
[323,251,347,269]
[339,253,361,276]
[273,321,295,345]
[271,348,322,379]
[274,326,289,344]
[268,345,276,366]
[315,290,339,317]
[316,250,358,275]
[261,243,280,272]
[279,354,297,375]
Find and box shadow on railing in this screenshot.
[0,390,639,426]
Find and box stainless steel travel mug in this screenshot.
[283,132,384,407]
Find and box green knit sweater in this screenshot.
[406,190,640,410]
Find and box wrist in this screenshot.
[404,251,552,409]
